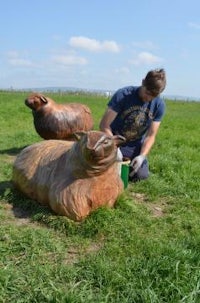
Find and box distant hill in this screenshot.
[23,87,200,101]
[1,86,200,101]
[21,86,114,96]
[163,94,200,102]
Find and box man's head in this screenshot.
[139,68,166,102]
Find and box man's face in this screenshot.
[139,86,159,102]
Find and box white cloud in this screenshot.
[132,40,157,50]
[188,22,200,30]
[129,52,163,66]
[180,49,189,59]
[69,36,120,53]
[9,58,33,66]
[52,54,88,65]
[115,67,130,74]
[7,51,19,57]
[7,51,33,67]
[52,34,63,41]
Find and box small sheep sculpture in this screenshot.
[25,92,94,140]
[12,131,126,221]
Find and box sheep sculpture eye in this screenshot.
[103,139,109,145]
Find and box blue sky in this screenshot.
[1,0,200,99]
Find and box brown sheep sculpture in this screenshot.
[25,92,94,140]
[12,131,126,221]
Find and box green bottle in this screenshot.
[120,160,130,189]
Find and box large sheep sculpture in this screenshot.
[25,92,94,140]
[12,131,126,221]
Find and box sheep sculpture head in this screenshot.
[25,92,94,140]
[72,131,124,177]
[25,92,48,111]
[12,131,126,221]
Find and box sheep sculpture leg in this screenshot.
[12,131,126,221]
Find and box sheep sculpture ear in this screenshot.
[113,135,126,146]
[73,131,87,141]
[40,96,48,103]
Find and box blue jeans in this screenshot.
[120,143,149,182]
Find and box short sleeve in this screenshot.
[107,88,126,113]
[153,99,166,121]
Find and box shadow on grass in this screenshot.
[0,146,28,156]
[0,180,129,238]
[0,180,52,219]
[0,180,86,236]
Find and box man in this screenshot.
[99,68,166,182]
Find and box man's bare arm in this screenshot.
[99,107,117,136]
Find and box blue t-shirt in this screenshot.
[108,86,165,147]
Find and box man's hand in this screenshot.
[129,155,146,176]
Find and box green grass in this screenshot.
[0,91,200,302]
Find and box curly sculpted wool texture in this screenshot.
[12,131,126,221]
[25,93,94,140]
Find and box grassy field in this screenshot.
[0,91,200,303]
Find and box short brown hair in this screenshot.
[143,68,166,95]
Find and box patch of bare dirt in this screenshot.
[147,204,164,217]
[6,155,16,163]
[63,239,104,265]
[130,192,166,217]
[1,202,38,226]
